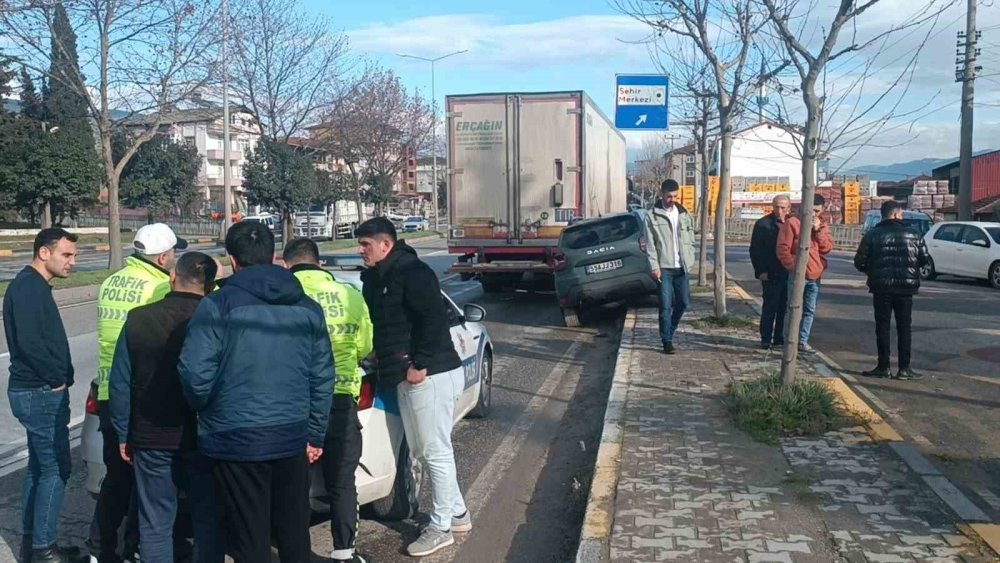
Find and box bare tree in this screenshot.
[761,0,950,384]
[228,0,349,144]
[650,41,722,287]
[2,0,220,268]
[633,136,672,207]
[313,66,434,218]
[617,0,776,317]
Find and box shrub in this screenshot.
[731,372,843,443]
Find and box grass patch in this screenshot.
[0,233,134,252]
[691,314,756,329]
[731,372,844,444]
[0,268,116,298]
[690,284,713,294]
[317,230,441,252]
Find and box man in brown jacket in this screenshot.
[776,194,834,352]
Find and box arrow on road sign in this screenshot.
[635,114,648,126]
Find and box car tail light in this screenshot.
[639,235,648,254]
[552,251,568,272]
[86,390,99,415]
[358,376,375,411]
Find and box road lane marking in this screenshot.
[0,352,8,359]
[462,337,584,519]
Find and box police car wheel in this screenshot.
[469,353,492,419]
[364,439,421,521]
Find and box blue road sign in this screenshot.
[615,74,669,130]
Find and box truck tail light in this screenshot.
[358,376,376,411]
[86,388,99,415]
[552,251,568,272]
[639,235,648,254]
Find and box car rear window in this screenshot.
[903,219,931,235]
[562,215,640,250]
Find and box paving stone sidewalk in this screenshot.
[608,289,993,562]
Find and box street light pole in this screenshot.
[397,49,468,232]
[222,0,233,238]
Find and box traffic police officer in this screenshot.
[284,238,372,563]
[90,223,186,563]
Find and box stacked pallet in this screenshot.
[908,180,955,220]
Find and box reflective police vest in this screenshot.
[294,267,373,399]
[96,256,171,400]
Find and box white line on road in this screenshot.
[425,250,450,256]
[462,337,583,519]
[0,352,8,359]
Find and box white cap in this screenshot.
[133,223,188,256]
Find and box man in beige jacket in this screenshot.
[644,180,697,354]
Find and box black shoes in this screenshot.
[861,367,891,378]
[894,368,923,380]
[30,546,83,563]
[663,342,677,355]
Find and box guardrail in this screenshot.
[725,218,863,251]
[77,216,221,237]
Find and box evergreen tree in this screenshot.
[19,67,44,121]
[9,4,101,226]
[119,134,202,223]
[45,5,90,129]
[244,138,318,241]
[0,55,20,213]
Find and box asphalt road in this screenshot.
[0,238,622,562]
[724,244,1000,522]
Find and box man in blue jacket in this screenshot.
[179,221,334,562]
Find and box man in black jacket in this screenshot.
[749,195,792,349]
[3,228,81,563]
[854,200,930,380]
[108,252,224,563]
[356,218,467,558]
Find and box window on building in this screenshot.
[685,154,695,163]
[184,136,196,147]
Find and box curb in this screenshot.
[575,310,635,563]
[727,274,1000,557]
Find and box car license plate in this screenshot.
[585,259,623,275]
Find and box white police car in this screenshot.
[81,256,494,522]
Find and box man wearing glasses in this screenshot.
[777,194,834,352]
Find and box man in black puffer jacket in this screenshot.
[356,217,466,558]
[854,200,930,380]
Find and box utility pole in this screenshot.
[956,0,980,221]
[397,50,469,232]
[222,0,234,239]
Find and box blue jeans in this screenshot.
[134,449,225,563]
[785,278,821,345]
[8,386,71,549]
[397,367,468,531]
[658,268,691,344]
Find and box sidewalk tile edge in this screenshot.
[575,309,635,563]
[728,271,1000,557]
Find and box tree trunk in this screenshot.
[697,115,711,287]
[283,213,293,244]
[41,201,53,229]
[712,124,732,317]
[108,176,122,269]
[780,85,822,387]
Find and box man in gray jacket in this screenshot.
[644,180,697,354]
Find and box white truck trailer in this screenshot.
[294,201,361,240]
[446,91,627,292]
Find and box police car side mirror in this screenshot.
[463,304,486,323]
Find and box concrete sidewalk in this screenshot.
[578,288,994,562]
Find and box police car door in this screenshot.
[441,293,480,419]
